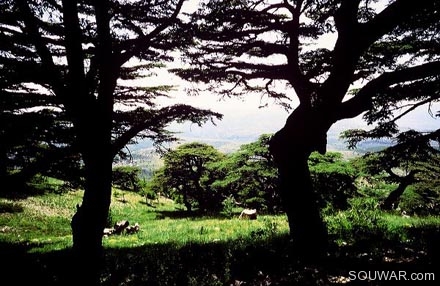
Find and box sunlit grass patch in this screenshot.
[2,187,439,259]
[1,189,289,253]
[103,214,289,249]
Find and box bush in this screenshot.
[399,187,440,216]
[221,195,235,218]
[326,197,387,243]
[112,166,142,192]
[309,152,357,211]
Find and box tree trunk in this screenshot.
[0,142,8,188]
[381,172,416,210]
[269,106,330,262]
[70,124,113,285]
[182,192,192,212]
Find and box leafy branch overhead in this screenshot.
[173,0,440,125]
[1,1,224,282]
[1,0,222,185]
[112,104,222,155]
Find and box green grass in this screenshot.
[2,188,440,253]
[108,193,289,248]
[324,196,440,247]
[1,187,439,285]
[0,190,82,252]
[0,189,289,253]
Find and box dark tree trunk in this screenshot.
[184,201,193,212]
[0,142,8,187]
[182,192,192,212]
[65,1,115,283]
[269,106,330,262]
[69,120,113,285]
[381,172,416,210]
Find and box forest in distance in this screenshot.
[2,133,440,285]
[1,0,440,285]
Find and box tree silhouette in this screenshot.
[1,0,221,283]
[173,0,440,260]
[155,142,225,212]
[207,134,282,213]
[345,129,440,212]
[308,152,357,211]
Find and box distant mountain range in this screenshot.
[122,102,438,173]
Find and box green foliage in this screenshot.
[146,168,166,198]
[208,134,282,213]
[309,152,358,211]
[112,166,142,192]
[220,195,236,218]
[152,142,225,212]
[150,138,361,215]
[399,187,440,216]
[353,141,440,214]
[326,198,388,243]
[137,179,159,204]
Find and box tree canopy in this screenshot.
[351,130,440,213]
[172,0,440,259]
[175,0,439,128]
[309,151,357,211]
[0,0,222,187]
[0,0,221,283]
[208,134,282,213]
[157,142,225,212]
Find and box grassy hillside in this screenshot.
[0,189,288,253]
[1,187,439,285]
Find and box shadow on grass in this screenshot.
[0,176,67,199]
[1,227,439,286]
[0,201,24,214]
[0,182,47,199]
[0,241,70,286]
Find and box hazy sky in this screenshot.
[133,0,439,145]
[152,73,439,148]
[139,62,439,144]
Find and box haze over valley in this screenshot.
[123,94,439,177]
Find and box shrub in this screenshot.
[326,197,387,243]
[221,195,235,218]
[112,166,142,192]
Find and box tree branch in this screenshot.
[16,0,63,93]
[115,0,186,66]
[320,0,361,104]
[359,0,436,48]
[61,0,85,86]
[93,0,117,109]
[111,105,222,157]
[391,96,440,124]
[285,0,311,102]
[335,61,440,120]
